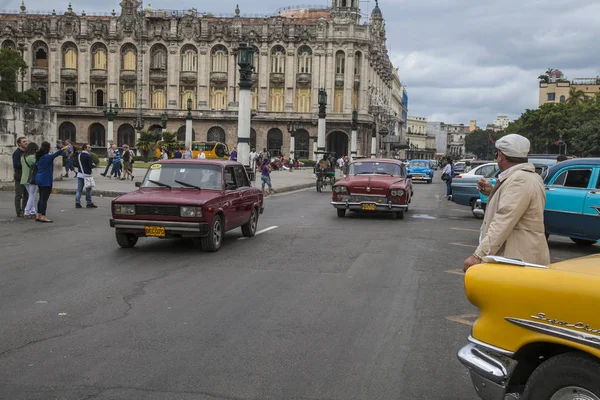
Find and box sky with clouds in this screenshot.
[3,0,599,126]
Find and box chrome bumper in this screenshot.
[330,200,408,212]
[457,338,517,400]
[473,199,485,218]
[110,218,209,237]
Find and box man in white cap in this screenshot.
[463,134,550,271]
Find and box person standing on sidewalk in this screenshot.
[64,139,76,178]
[183,146,193,159]
[20,142,39,219]
[120,144,134,181]
[13,136,29,217]
[75,143,97,209]
[35,141,69,223]
[260,159,273,196]
[101,141,115,177]
[111,144,122,179]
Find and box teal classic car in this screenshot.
[475,158,600,245]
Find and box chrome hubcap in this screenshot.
[213,220,221,245]
[250,211,257,233]
[550,387,599,400]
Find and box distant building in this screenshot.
[486,124,503,132]
[427,121,446,157]
[493,115,511,129]
[539,70,600,106]
[469,120,478,132]
[404,115,434,159]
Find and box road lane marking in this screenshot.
[449,242,478,248]
[237,226,279,240]
[412,214,437,219]
[445,269,465,276]
[446,314,478,326]
[451,227,480,233]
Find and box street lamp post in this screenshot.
[236,42,254,168]
[350,110,358,161]
[185,97,193,149]
[317,88,327,158]
[161,112,168,134]
[371,122,377,158]
[103,102,119,144]
[287,122,296,166]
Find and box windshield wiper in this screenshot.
[374,172,394,176]
[148,179,171,189]
[174,179,202,190]
[355,172,374,175]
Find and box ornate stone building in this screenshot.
[0,0,404,158]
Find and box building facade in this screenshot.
[404,115,435,159]
[539,70,600,106]
[0,0,402,159]
[493,115,511,129]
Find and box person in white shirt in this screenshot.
[249,148,258,170]
[183,146,193,159]
[197,151,206,159]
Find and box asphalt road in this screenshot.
[1,175,598,400]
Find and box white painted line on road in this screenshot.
[238,226,279,240]
[451,227,480,233]
[35,301,48,304]
[449,242,478,248]
[412,214,437,219]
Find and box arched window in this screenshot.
[250,128,257,149]
[181,90,196,110]
[62,42,78,69]
[181,44,197,72]
[1,40,16,49]
[294,129,310,159]
[121,43,137,71]
[267,128,283,157]
[88,123,106,147]
[210,87,226,110]
[58,121,76,142]
[211,45,228,73]
[559,95,566,103]
[271,45,285,73]
[32,41,48,68]
[151,86,167,109]
[150,44,167,70]
[122,86,136,108]
[354,51,362,75]
[117,124,136,148]
[207,126,226,142]
[297,46,312,74]
[335,50,345,74]
[91,43,107,70]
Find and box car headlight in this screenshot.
[114,204,135,215]
[180,206,203,218]
[333,186,348,194]
[390,189,405,197]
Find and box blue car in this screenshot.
[407,160,434,184]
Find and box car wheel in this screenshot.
[471,201,484,220]
[337,208,346,218]
[395,211,404,220]
[116,232,138,248]
[201,215,223,252]
[523,352,600,400]
[570,237,597,246]
[427,179,432,184]
[241,208,258,237]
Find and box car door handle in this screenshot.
[545,187,555,191]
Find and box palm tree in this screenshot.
[567,86,585,105]
[135,130,158,162]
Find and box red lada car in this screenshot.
[109,159,264,251]
[331,158,413,219]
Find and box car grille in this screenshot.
[135,204,180,217]
[342,194,388,202]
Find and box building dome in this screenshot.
[549,69,563,78]
[371,0,382,17]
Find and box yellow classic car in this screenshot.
[458,254,600,400]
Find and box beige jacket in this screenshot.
[476,163,551,265]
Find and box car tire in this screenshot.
[241,208,258,237]
[427,179,432,184]
[116,232,138,248]
[201,215,223,252]
[396,211,404,220]
[523,352,600,400]
[471,201,484,220]
[570,237,597,246]
[337,209,346,218]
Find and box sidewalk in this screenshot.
[40,167,321,197]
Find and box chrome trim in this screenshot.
[505,317,600,350]
[545,209,582,215]
[111,218,206,233]
[468,336,514,357]
[483,256,549,269]
[590,206,600,215]
[330,201,408,211]
[458,343,513,384]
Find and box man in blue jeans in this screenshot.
[75,143,97,208]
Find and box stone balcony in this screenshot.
[90,69,107,82]
[296,73,311,88]
[120,69,137,82]
[335,73,345,88]
[270,72,285,87]
[149,69,168,84]
[60,68,78,81]
[180,71,197,84]
[210,72,228,86]
[31,67,48,81]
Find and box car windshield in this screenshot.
[410,161,429,168]
[142,163,223,190]
[349,161,403,176]
[485,167,501,178]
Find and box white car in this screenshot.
[454,162,498,179]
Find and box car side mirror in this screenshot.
[135,181,141,188]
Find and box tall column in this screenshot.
[371,123,377,158]
[311,136,318,162]
[185,117,193,149]
[317,88,327,157]
[289,134,295,161]
[350,111,358,161]
[236,43,253,167]
[107,120,114,143]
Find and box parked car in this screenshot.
[454,161,466,173]
[458,254,600,400]
[109,159,264,251]
[450,163,500,211]
[430,160,439,170]
[407,159,434,183]
[331,158,413,219]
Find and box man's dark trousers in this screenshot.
[14,171,28,216]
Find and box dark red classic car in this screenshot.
[109,159,264,251]
[331,158,413,219]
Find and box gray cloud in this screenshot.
[7,0,599,126]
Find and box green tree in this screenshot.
[135,130,158,162]
[0,48,40,104]
[464,130,504,159]
[565,120,600,157]
[567,86,585,105]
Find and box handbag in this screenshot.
[78,153,96,188]
[23,157,37,185]
[441,172,450,181]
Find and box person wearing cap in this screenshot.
[463,134,550,272]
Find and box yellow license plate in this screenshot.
[145,226,165,237]
[362,203,376,211]
[414,176,422,179]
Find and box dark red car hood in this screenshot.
[338,175,408,194]
[115,188,224,205]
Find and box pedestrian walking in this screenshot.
[442,158,454,199]
[12,136,29,217]
[35,141,69,223]
[111,145,122,179]
[463,134,550,272]
[249,148,257,169]
[64,139,76,178]
[20,142,39,219]
[183,146,193,159]
[260,159,273,196]
[101,141,115,177]
[121,144,134,180]
[230,147,238,162]
[75,143,98,209]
